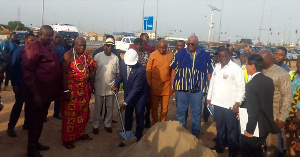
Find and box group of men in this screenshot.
[1,25,300,157]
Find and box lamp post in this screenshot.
[141,0,145,33]
[41,0,44,26]
[207,5,220,44]
[154,0,159,39]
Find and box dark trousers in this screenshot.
[8,90,29,129]
[214,106,239,153]
[0,65,10,87]
[241,135,266,157]
[202,96,210,122]
[53,98,60,116]
[125,95,147,141]
[144,98,151,122]
[27,101,51,153]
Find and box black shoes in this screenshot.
[53,114,61,119]
[37,143,50,151]
[7,129,17,137]
[119,142,125,147]
[93,128,99,134]
[27,151,43,157]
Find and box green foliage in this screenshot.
[7,21,30,31]
[119,83,124,91]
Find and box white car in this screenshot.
[115,37,136,52]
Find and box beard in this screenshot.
[274,60,283,66]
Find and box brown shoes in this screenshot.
[105,127,112,133]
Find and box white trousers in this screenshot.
[92,95,114,128]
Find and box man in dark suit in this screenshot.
[112,49,149,144]
[241,54,279,157]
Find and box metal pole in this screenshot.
[42,0,44,26]
[267,10,272,45]
[208,10,214,43]
[259,0,266,43]
[218,0,224,43]
[142,0,145,33]
[154,0,159,40]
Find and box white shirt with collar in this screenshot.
[247,72,261,82]
[207,60,245,109]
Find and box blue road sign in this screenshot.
[144,16,153,31]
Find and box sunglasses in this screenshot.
[187,43,197,46]
[105,44,115,47]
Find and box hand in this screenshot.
[244,44,250,51]
[232,43,237,49]
[92,86,95,94]
[63,92,71,102]
[120,103,126,112]
[236,113,240,120]
[292,139,300,151]
[206,99,211,106]
[289,122,296,131]
[232,102,240,113]
[244,130,254,137]
[276,119,285,129]
[111,85,119,94]
[13,86,20,94]
[170,86,175,95]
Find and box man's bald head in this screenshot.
[39,25,54,45]
[187,35,199,52]
[74,37,86,54]
[258,50,274,69]
[158,39,168,54]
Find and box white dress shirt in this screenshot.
[207,60,245,109]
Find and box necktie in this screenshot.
[127,66,131,80]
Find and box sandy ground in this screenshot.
[0,48,297,157]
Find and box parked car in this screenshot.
[264,47,277,54]
[289,50,300,60]
[148,39,158,48]
[198,43,215,56]
[250,46,265,52]
[115,36,136,52]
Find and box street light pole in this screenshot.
[207,5,220,44]
[141,0,145,33]
[218,0,224,43]
[154,0,159,39]
[41,0,44,26]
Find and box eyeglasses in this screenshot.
[187,43,196,46]
[105,44,114,47]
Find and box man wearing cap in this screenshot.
[92,35,121,63]
[92,39,119,134]
[112,49,148,144]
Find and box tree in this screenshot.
[7,21,30,31]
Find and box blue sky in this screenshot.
[1,0,300,44]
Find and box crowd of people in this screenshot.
[0,25,300,157]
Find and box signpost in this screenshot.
[143,16,153,31]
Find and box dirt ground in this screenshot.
[0,48,297,157]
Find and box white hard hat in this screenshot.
[124,49,138,65]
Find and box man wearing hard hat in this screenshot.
[112,49,149,143]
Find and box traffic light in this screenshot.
[269,28,271,31]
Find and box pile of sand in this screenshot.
[116,121,215,157]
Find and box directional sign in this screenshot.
[144,16,153,31]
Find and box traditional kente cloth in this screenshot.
[61,52,97,142]
[288,71,300,121]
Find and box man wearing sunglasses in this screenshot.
[170,35,214,138]
[93,38,119,134]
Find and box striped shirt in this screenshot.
[170,47,214,92]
